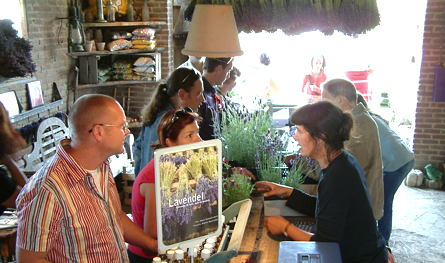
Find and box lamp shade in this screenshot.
[182,5,243,58]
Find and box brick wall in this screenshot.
[6,0,174,126]
[5,0,71,128]
[414,0,445,170]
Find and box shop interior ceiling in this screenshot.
[185,0,380,36]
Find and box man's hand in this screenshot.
[121,212,157,252]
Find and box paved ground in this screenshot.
[390,184,445,263]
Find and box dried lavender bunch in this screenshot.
[0,19,36,77]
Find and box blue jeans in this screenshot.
[378,159,415,242]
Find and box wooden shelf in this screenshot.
[67,48,164,57]
[83,21,166,27]
[76,80,159,90]
[11,100,63,123]
[0,76,36,88]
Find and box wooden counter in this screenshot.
[229,195,280,263]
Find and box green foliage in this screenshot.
[218,100,316,190]
[223,173,254,207]
[217,100,273,169]
[257,152,282,184]
[281,155,311,188]
[425,164,443,182]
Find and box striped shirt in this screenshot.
[16,139,129,263]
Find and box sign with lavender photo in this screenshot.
[154,139,223,249]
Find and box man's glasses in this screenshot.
[88,122,129,133]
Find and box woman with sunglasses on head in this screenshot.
[256,101,393,263]
[133,68,204,176]
[128,108,202,262]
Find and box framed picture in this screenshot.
[154,139,223,250]
[0,90,22,116]
[26,80,44,108]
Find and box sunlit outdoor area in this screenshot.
[230,0,427,148]
[0,0,24,37]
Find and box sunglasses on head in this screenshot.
[181,70,198,84]
[166,107,194,132]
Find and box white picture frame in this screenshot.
[154,139,223,251]
[0,90,21,116]
[26,80,44,108]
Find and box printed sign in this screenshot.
[154,139,222,249]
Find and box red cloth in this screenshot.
[302,72,327,96]
[345,70,371,100]
[128,160,156,259]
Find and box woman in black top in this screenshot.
[256,101,392,263]
[0,102,28,215]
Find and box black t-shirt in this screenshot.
[0,167,17,216]
[198,77,220,140]
[286,152,387,263]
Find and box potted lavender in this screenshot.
[217,100,318,201]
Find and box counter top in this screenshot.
[229,195,280,263]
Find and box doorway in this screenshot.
[231,0,427,147]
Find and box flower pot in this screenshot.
[426,179,443,190]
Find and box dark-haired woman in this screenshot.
[0,102,28,216]
[128,109,202,262]
[256,101,392,263]
[133,68,204,176]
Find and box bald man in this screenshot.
[16,95,157,263]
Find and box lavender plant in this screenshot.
[223,173,255,207]
[217,100,317,190]
[216,100,273,169]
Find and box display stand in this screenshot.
[154,139,223,253]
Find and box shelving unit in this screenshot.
[69,21,166,94]
[83,21,166,28]
[68,48,161,57]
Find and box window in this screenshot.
[0,0,27,37]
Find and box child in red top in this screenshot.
[302,55,327,102]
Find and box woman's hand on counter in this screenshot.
[264,216,289,235]
[265,216,313,241]
[255,181,293,198]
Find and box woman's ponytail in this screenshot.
[141,83,171,126]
